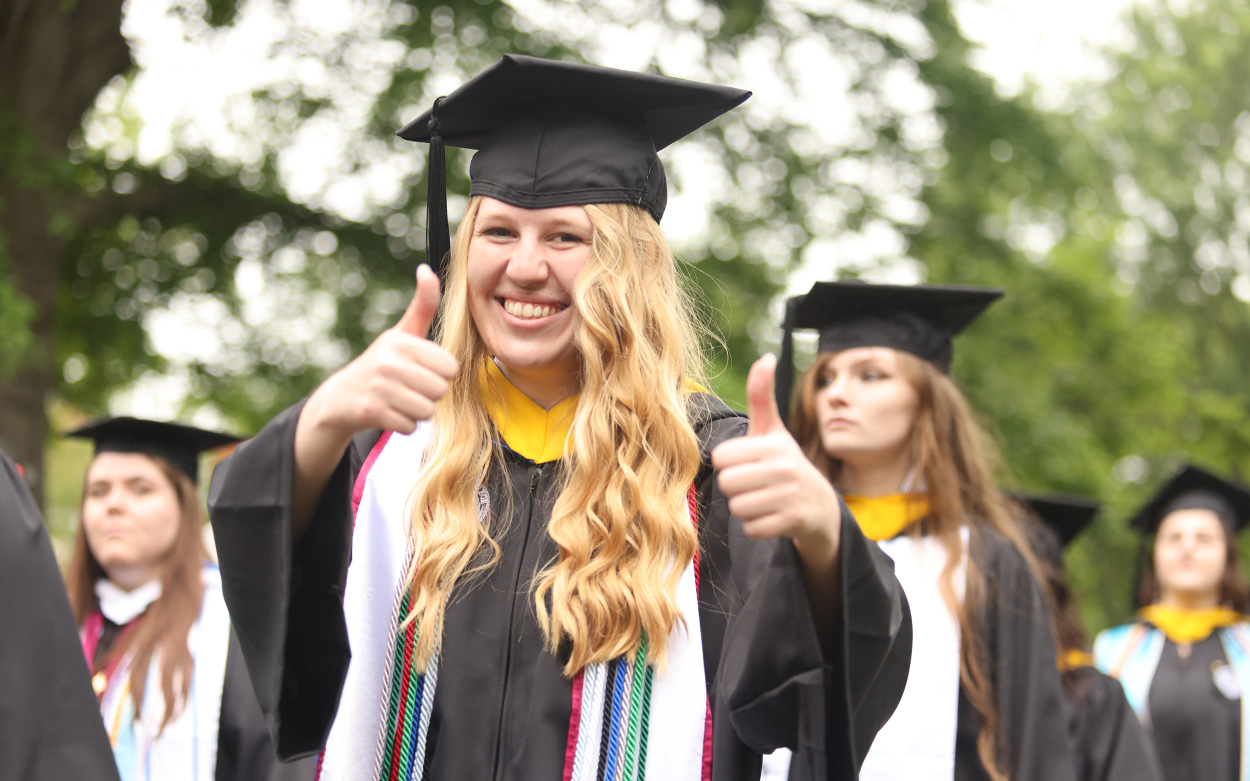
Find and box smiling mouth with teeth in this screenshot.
[503,299,561,319]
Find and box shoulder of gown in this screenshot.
[685,393,913,780]
[0,448,121,781]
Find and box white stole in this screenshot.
[859,528,969,781]
[318,423,709,780]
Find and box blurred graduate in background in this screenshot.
[1095,465,1250,781]
[1020,494,1161,781]
[63,417,314,780]
[781,280,1076,781]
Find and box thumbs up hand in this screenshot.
[711,354,842,560]
[301,264,460,442]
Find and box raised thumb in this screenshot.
[395,264,441,338]
[746,353,784,436]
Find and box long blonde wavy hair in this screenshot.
[792,350,1042,781]
[404,196,708,676]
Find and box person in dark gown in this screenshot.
[62,417,316,781]
[207,55,912,781]
[0,447,121,781]
[1018,494,1161,781]
[780,280,1077,781]
[1095,465,1250,781]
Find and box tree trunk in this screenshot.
[0,0,131,506]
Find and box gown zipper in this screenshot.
[490,462,543,778]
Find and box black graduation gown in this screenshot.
[0,448,120,781]
[1060,665,1162,781]
[947,529,1078,781]
[89,616,318,781]
[1148,634,1240,781]
[207,393,912,780]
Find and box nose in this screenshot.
[103,486,125,514]
[506,232,550,287]
[820,373,851,407]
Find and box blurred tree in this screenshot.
[1,0,1011,508]
[902,0,1250,630]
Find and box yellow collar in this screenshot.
[842,493,930,542]
[1058,648,1094,672]
[1139,604,1246,645]
[484,360,579,464]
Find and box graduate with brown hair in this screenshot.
[781,280,1076,781]
[63,417,314,780]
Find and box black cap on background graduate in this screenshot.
[1016,493,1101,571]
[67,417,242,486]
[396,54,751,278]
[1128,464,1250,535]
[776,280,1003,423]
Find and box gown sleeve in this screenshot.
[708,413,913,780]
[215,629,321,780]
[0,449,121,781]
[1064,666,1162,781]
[208,399,378,760]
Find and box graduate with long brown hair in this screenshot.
[781,280,1076,781]
[63,417,314,780]
[207,55,911,781]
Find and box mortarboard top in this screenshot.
[396,54,751,277]
[67,417,242,486]
[1128,464,1250,535]
[776,281,1003,423]
[1021,493,1102,549]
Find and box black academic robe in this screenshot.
[948,529,1078,781]
[89,617,318,781]
[1148,634,1240,781]
[0,448,120,781]
[208,393,912,780]
[1061,665,1162,781]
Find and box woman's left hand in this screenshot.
[711,354,842,566]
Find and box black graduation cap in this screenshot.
[1128,464,1250,535]
[1022,494,1101,548]
[776,281,1003,423]
[397,54,751,276]
[66,417,242,485]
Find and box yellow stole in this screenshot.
[843,493,931,542]
[1138,604,1247,645]
[483,361,579,464]
[1058,649,1095,671]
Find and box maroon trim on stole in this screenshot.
[561,670,587,781]
[79,609,142,701]
[314,430,396,781]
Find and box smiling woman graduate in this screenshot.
[206,55,911,781]
[1094,465,1250,781]
[779,280,1077,781]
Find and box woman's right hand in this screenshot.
[302,264,459,443]
[290,264,459,535]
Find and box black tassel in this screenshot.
[426,96,450,280]
[776,295,801,429]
